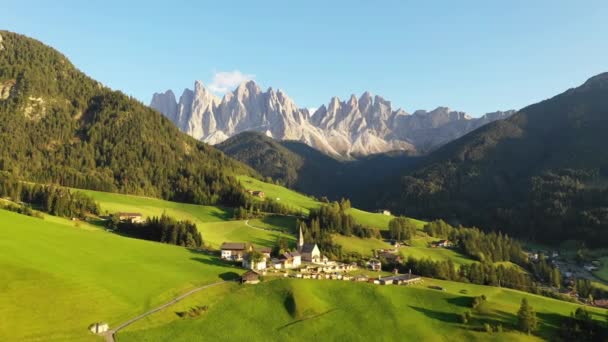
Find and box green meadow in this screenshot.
[74,188,293,249]
[0,209,240,341]
[237,175,321,214]
[118,278,607,342]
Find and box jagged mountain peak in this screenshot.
[151,81,516,157]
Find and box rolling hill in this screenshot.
[118,278,606,341]
[0,209,240,341]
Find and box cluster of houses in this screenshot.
[221,227,325,271]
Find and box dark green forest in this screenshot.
[382,74,608,246]
[0,31,255,207]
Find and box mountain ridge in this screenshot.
[151,81,515,157]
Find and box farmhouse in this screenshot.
[431,240,451,248]
[117,212,143,223]
[88,322,109,334]
[297,226,321,262]
[247,190,265,199]
[368,259,382,271]
[280,251,302,268]
[242,252,268,271]
[241,270,260,284]
[220,242,249,261]
[378,273,422,285]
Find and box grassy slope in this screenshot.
[119,278,607,342]
[237,175,321,214]
[237,175,426,231]
[0,209,240,341]
[75,188,293,249]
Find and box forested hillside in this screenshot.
[0,31,255,206]
[383,73,608,246]
[218,131,419,201]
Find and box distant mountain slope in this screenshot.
[382,73,608,246]
[218,131,420,202]
[151,81,514,157]
[0,30,254,205]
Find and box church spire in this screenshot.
[298,223,304,251]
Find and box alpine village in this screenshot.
[2,3,608,342]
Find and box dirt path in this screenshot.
[103,281,227,342]
[244,219,268,231]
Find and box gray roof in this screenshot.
[220,242,247,250]
[300,243,318,253]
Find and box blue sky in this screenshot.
[3,0,607,116]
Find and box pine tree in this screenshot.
[517,298,538,334]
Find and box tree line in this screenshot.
[233,197,303,219]
[0,173,99,218]
[110,214,203,248]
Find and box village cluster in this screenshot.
[221,227,422,285]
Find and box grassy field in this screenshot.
[346,207,426,230]
[118,277,607,342]
[74,188,291,249]
[0,209,241,341]
[332,235,393,256]
[237,175,321,214]
[75,188,233,222]
[236,176,428,231]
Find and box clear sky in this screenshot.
[3,0,607,116]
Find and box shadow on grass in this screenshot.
[409,306,461,323]
[445,296,474,308]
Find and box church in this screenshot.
[297,225,321,263]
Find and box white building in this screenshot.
[297,226,321,262]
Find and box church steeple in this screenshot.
[298,223,304,252]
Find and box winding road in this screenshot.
[103,281,227,342]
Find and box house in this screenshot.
[88,322,109,334]
[247,190,265,199]
[117,212,143,223]
[242,252,268,271]
[220,242,249,261]
[255,246,272,259]
[368,259,382,271]
[379,273,422,285]
[431,240,451,248]
[243,253,268,271]
[378,251,402,263]
[270,258,283,270]
[354,275,369,282]
[241,270,260,284]
[297,226,321,262]
[281,251,301,268]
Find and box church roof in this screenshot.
[300,243,318,253]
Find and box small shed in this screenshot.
[241,270,260,284]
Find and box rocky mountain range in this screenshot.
[151,81,515,157]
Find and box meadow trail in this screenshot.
[105,281,228,342]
